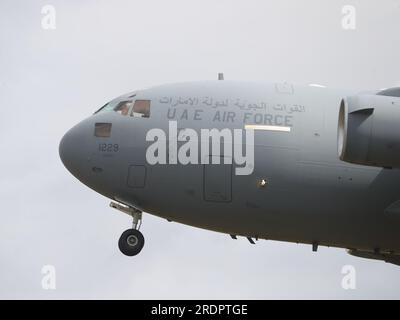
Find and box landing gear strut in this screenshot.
[110,202,145,256]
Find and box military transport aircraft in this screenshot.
[59,76,400,266]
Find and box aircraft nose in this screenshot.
[59,123,89,181]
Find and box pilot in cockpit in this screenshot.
[114,101,132,116]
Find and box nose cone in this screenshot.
[59,118,116,199]
[59,123,89,181]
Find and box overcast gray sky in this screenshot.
[1,0,400,299]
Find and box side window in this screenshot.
[94,123,112,137]
[131,100,150,118]
[114,101,132,116]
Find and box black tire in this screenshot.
[118,229,145,256]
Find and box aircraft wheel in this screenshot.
[118,229,145,256]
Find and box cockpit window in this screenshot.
[94,102,113,114]
[94,95,150,118]
[114,101,133,116]
[94,94,136,115]
[94,100,121,114]
[131,100,151,118]
[94,123,112,137]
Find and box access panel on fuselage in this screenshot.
[203,156,232,202]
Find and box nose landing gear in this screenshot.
[110,201,145,256]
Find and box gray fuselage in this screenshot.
[59,81,400,254]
